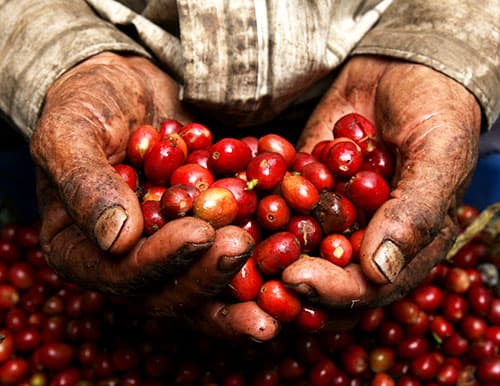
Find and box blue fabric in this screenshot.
[463,152,500,211]
[0,141,38,223]
[463,117,500,210]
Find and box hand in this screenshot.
[284,55,481,312]
[30,52,279,341]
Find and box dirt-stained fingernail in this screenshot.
[218,253,249,273]
[290,283,317,297]
[373,240,405,283]
[94,206,128,251]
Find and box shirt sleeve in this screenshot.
[0,0,149,138]
[352,0,500,130]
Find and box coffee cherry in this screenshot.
[192,187,239,228]
[295,305,328,332]
[211,178,258,222]
[301,161,335,192]
[313,191,357,234]
[143,140,185,185]
[207,138,252,176]
[253,232,301,276]
[113,164,139,192]
[325,139,363,177]
[179,122,213,151]
[256,194,291,232]
[141,200,166,235]
[160,184,198,219]
[246,152,287,191]
[280,174,320,213]
[333,113,376,144]
[258,134,297,167]
[257,280,302,322]
[127,124,160,167]
[348,170,390,213]
[286,215,323,253]
[170,163,215,191]
[228,258,263,302]
[320,234,353,267]
[159,118,183,137]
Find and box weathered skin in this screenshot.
[31,52,278,341]
[284,54,481,309]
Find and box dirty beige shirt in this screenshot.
[0,0,498,139]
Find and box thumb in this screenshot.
[359,62,482,285]
[31,116,143,255]
[360,116,479,284]
[28,53,168,255]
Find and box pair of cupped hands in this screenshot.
[30,52,481,341]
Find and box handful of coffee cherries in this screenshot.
[115,113,394,326]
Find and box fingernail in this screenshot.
[94,206,128,251]
[218,253,249,273]
[373,240,405,283]
[291,283,317,297]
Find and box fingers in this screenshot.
[39,188,276,341]
[281,222,453,309]
[282,257,369,306]
[142,226,254,314]
[36,169,141,290]
[195,301,280,342]
[281,258,391,314]
[43,215,216,295]
[116,226,277,342]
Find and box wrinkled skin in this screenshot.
[283,55,481,321]
[30,52,481,339]
[31,52,279,342]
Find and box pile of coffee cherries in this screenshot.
[116,113,393,324]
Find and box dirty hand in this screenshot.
[284,55,481,312]
[30,52,279,341]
